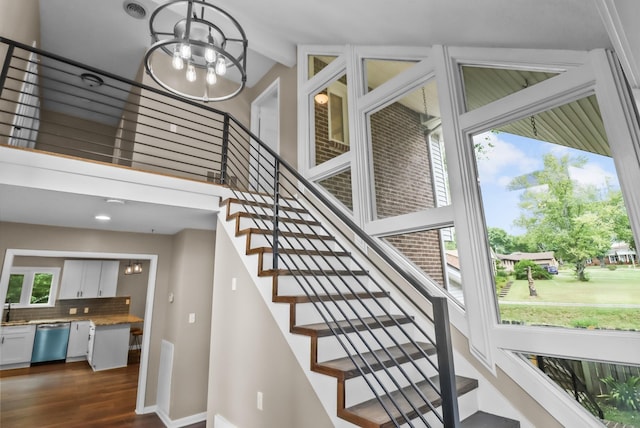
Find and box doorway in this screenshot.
[0,249,157,414]
[250,79,280,193]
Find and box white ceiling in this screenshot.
[5,0,640,235]
[37,0,627,87]
[0,184,217,235]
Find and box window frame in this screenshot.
[5,267,60,308]
[443,46,640,369]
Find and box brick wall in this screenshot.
[318,169,353,210]
[370,101,445,287]
[384,230,445,287]
[311,62,446,288]
[371,102,435,217]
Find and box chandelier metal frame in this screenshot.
[144,0,248,102]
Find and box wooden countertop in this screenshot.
[1,314,143,327]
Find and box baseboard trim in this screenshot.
[155,409,207,428]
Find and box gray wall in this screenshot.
[166,229,216,420]
[0,221,215,420]
[207,222,332,427]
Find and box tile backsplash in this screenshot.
[6,296,130,322]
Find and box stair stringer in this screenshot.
[214,213,359,428]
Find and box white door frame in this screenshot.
[0,248,157,414]
[250,79,280,192]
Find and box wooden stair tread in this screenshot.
[460,411,520,428]
[259,268,368,277]
[317,341,436,379]
[293,315,413,337]
[229,211,320,226]
[344,375,478,428]
[223,197,307,213]
[239,227,334,240]
[275,291,388,304]
[249,247,350,257]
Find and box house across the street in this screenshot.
[496,251,558,273]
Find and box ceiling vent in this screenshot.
[123,1,147,20]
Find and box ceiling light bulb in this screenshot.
[179,42,191,59]
[172,50,184,70]
[215,57,227,76]
[186,63,197,82]
[314,93,329,105]
[133,262,143,274]
[206,67,217,85]
[204,46,216,63]
[95,214,111,221]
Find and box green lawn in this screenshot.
[500,267,640,304]
[499,305,640,330]
[498,266,640,330]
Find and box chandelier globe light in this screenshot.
[144,0,248,102]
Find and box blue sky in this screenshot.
[472,131,619,236]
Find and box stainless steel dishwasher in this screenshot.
[31,322,71,363]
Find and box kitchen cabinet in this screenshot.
[87,322,129,371]
[66,320,91,361]
[0,324,36,367]
[59,260,119,299]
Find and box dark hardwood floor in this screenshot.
[0,353,206,428]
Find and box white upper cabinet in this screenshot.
[59,260,119,299]
[97,261,119,297]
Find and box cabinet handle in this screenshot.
[1,337,4,344]
[99,290,102,296]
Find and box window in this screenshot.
[5,267,60,307]
[472,94,639,332]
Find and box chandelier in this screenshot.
[144,0,248,102]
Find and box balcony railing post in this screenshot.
[433,296,460,428]
[0,43,15,98]
[272,159,280,271]
[220,114,230,185]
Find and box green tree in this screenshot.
[607,189,636,251]
[513,260,551,280]
[487,227,514,254]
[508,154,614,281]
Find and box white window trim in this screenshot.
[6,267,61,308]
[441,45,640,370]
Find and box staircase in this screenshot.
[220,193,520,427]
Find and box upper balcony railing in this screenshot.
[0,37,459,427]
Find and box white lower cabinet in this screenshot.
[87,323,129,371]
[66,320,91,361]
[0,325,36,367]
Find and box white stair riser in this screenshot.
[263,252,354,271]
[294,297,392,326]
[316,325,417,363]
[344,360,440,407]
[276,274,373,296]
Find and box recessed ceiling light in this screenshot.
[95,215,111,221]
[123,0,147,19]
[80,73,104,87]
[106,198,125,204]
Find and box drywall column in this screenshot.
[165,229,216,421]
